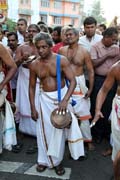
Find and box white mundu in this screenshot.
[111,95,120,161]
[36,86,84,168]
[16,66,39,137]
[72,75,92,142]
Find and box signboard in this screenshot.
[0,0,8,10]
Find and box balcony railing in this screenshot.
[18,9,33,15]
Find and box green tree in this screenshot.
[6,18,17,32]
[90,0,106,24]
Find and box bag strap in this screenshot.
[56,54,61,102]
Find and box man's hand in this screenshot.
[84,89,92,99]
[31,109,38,121]
[58,99,68,112]
[90,110,104,128]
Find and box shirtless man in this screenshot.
[29,32,84,175]
[0,43,17,91]
[15,24,40,67]
[59,27,94,151]
[91,61,120,162]
[0,43,17,153]
[14,24,40,150]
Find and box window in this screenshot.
[20,0,28,4]
[72,3,76,11]
[41,15,47,24]
[41,0,49,7]
[54,16,61,25]
[54,1,62,9]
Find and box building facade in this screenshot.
[17,0,81,27]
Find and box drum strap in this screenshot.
[56,54,61,102]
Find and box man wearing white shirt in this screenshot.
[79,17,102,87]
[79,16,102,52]
[17,18,27,45]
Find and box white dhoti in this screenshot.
[0,72,17,153]
[16,67,39,137]
[36,86,84,168]
[72,75,92,142]
[111,95,120,161]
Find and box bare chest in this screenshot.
[66,47,84,66]
[37,63,56,79]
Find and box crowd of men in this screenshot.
[0,16,120,178]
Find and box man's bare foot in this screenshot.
[102,148,112,157]
[88,142,95,151]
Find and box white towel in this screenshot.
[3,99,17,150]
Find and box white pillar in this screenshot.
[7,0,18,22]
[31,0,40,24]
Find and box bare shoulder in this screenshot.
[16,44,24,51]
[54,53,68,64]
[0,43,9,56]
[112,61,120,71]
[7,47,12,55]
[108,61,120,78]
[59,45,68,54]
[0,43,6,52]
[29,57,40,71]
[17,43,29,50]
[0,43,3,49]
[78,44,89,54]
[59,54,70,66]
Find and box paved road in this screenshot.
[0,135,114,180]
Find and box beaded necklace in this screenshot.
[66,45,78,62]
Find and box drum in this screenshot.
[51,108,72,129]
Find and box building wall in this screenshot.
[40,0,80,27]
[9,0,81,28]
[18,0,32,24]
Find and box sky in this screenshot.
[83,0,120,23]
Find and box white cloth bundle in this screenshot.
[3,99,17,150]
[75,75,88,96]
[0,71,17,151]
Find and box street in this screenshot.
[0,134,114,180]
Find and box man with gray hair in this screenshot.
[59,27,95,151]
[29,32,84,175]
